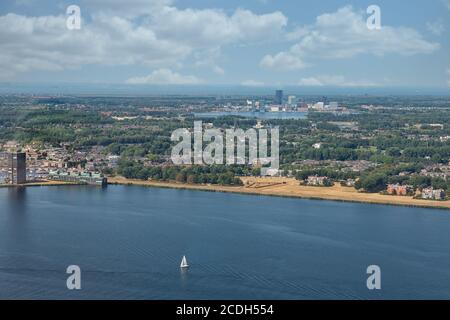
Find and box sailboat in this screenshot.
[180,255,189,268]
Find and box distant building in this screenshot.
[287,95,296,105]
[421,187,445,200]
[270,106,280,112]
[386,184,413,196]
[2,140,20,152]
[306,175,330,186]
[48,170,107,186]
[329,102,339,109]
[312,102,325,110]
[297,103,308,112]
[427,124,444,129]
[345,179,356,187]
[264,168,280,177]
[275,90,283,105]
[0,152,27,184]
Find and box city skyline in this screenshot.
[0,0,449,90]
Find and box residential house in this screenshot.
[421,187,446,200]
[386,184,414,196]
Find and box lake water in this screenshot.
[194,111,307,120]
[0,185,449,300]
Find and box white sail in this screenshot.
[180,255,189,268]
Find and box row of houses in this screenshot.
[421,187,446,200]
[293,160,376,173]
[306,175,333,186]
[420,163,450,181]
[386,184,446,200]
[386,184,414,196]
[305,179,446,200]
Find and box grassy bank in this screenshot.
[108,176,450,210]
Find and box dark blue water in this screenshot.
[0,185,449,299]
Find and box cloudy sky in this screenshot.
[0,0,449,89]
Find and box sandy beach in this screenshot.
[108,176,450,210]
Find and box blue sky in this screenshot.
[0,0,449,89]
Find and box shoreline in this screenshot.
[107,176,450,210]
[2,177,449,210]
[0,180,82,188]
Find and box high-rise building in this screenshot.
[287,95,296,105]
[11,153,26,184]
[0,152,26,184]
[275,90,283,105]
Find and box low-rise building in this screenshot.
[49,170,107,186]
[421,187,445,200]
[344,179,356,187]
[306,175,331,186]
[386,184,414,196]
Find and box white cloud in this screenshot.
[84,1,288,45]
[213,66,225,75]
[443,0,450,10]
[192,48,224,75]
[82,0,172,18]
[0,13,190,78]
[426,20,445,36]
[446,68,450,75]
[0,3,287,79]
[241,80,265,86]
[262,6,439,70]
[126,69,202,85]
[297,77,324,86]
[151,7,287,47]
[285,26,309,41]
[261,52,307,70]
[298,75,379,87]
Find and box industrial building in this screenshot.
[48,170,107,186]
